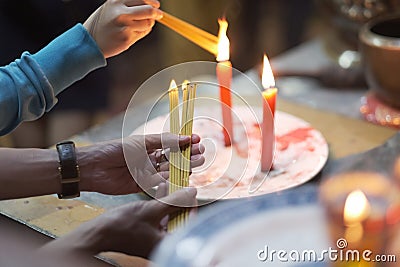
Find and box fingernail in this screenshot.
[191,154,201,160]
[199,145,205,153]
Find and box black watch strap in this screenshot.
[56,141,80,199]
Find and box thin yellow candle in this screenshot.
[177,80,190,228]
[157,11,218,55]
[168,79,179,232]
[180,80,190,188]
[168,79,179,193]
[183,85,196,186]
[183,83,196,223]
[168,80,197,231]
[185,83,197,186]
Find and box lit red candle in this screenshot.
[216,18,233,147]
[261,54,277,172]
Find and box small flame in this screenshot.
[216,18,230,62]
[344,190,371,225]
[262,54,275,89]
[169,79,177,91]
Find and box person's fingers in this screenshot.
[157,154,204,171]
[155,182,168,199]
[133,28,153,41]
[191,143,205,155]
[125,5,163,20]
[190,154,205,168]
[154,145,202,164]
[157,162,169,172]
[157,171,169,180]
[151,148,204,171]
[144,0,160,8]
[147,187,197,222]
[137,172,168,190]
[136,133,198,152]
[162,187,197,207]
[155,156,204,172]
[151,147,169,163]
[124,0,160,8]
[159,215,169,231]
[191,134,201,144]
[145,133,191,151]
[124,19,155,31]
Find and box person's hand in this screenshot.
[37,185,197,259]
[78,133,205,195]
[83,0,163,58]
[122,133,205,193]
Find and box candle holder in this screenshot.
[359,13,400,128]
[360,92,400,128]
[319,171,400,267]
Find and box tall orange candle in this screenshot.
[261,54,277,172]
[216,18,233,146]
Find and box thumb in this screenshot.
[148,187,197,222]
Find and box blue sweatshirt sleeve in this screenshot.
[0,23,106,136]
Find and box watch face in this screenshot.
[58,142,76,160]
[57,141,80,198]
[61,146,72,156]
[57,142,79,177]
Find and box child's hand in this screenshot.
[84,0,163,58]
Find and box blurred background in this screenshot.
[0,0,336,148]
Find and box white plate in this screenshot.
[152,186,330,267]
[133,106,328,201]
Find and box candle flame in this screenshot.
[344,190,371,225]
[262,54,275,89]
[169,79,178,91]
[216,18,230,62]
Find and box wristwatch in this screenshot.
[56,141,80,199]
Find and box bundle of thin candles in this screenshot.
[157,11,218,56]
[168,80,197,232]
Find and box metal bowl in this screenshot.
[359,13,400,108]
[321,0,400,48]
[319,0,400,69]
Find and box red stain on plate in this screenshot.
[276,127,313,151]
